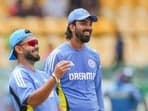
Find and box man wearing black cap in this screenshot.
[8,29,71,111]
[44,8,104,111]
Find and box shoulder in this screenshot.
[9,66,28,88]
[85,44,100,57]
[51,43,68,54]
[85,44,98,54]
[46,42,70,59]
[11,66,25,77]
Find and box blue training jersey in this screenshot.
[44,42,104,111]
[9,65,59,111]
[105,82,142,111]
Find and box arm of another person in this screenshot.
[44,51,64,111]
[27,60,70,108]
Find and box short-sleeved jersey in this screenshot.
[105,82,142,111]
[44,42,104,111]
[9,65,59,111]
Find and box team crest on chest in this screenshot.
[88,59,96,68]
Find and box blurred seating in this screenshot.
[90,35,116,67]
[93,17,116,36]
[120,0,136,7]
[137,0,148,9]
[100,0,119,10]
[0,16,116,36]
[0,0,8,17]
[42,17,67,36]
[0,0,147,67]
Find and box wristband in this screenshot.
[51,73,60,83]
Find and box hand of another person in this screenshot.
[53,60,71,79]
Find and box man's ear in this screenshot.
[14,45,23,54]
[69,24,75,32]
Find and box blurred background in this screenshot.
[0,0,148,111]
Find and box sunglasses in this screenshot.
[20,39,38,47]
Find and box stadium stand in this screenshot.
[0,1,148,111]
[0,0,147,67]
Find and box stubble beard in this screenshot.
[75,29,91,43]
[24,48,40,63]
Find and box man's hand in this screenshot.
[53,60,71,80]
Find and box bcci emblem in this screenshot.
[88,59,96,68]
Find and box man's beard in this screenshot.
[24,48,40,62]
[75,29,92,43]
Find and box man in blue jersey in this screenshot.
[8,29,71,111]
[105,67,142,111]
[44,8,104,111]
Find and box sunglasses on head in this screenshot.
[20,39,38,47]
